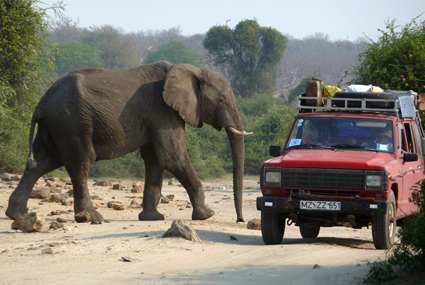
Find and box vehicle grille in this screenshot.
[281,168,364,189]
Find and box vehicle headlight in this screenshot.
[266,172,281,183]
[365,171,387,190]
[366,175,382,187]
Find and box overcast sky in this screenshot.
[40,0,425,41]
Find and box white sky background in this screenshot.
[40,0,425,42]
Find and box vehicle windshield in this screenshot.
[286,117,394,153]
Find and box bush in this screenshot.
[364,179,425,284]
[0,86,33,173]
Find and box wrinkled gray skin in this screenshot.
[6,61,246,224]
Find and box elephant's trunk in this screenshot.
[226,127,245,223]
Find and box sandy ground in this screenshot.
[0,175,388,285]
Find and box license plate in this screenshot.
[300,201,341,210]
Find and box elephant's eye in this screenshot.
[219,98,224,104]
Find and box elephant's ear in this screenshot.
[163,64,202,128]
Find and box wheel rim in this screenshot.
[389,203,395,238]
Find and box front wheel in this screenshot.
[261,211,285,245]
[372,190,397,249]
[299,225,320,238]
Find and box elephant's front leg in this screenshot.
[138,144,166,221]
[156,135,215,220]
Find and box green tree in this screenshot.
[54,42,105,76]
[203,20,287,97]
[80,25,139,70]
[351,16,425,92]
[0,0,61,172]
[144,41,206,68]
[0,0,59,103]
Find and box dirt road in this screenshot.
[0,176,386,284]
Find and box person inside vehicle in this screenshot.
[302,123,320,145]
[374,128,393,151]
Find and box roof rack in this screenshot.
[297,93,417,119]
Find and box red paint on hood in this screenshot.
[265,149,395,170]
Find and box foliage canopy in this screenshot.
[351,16,425,93]
[144,41,206,69]
[0,0,59,104]
[203,20,287,97]
[54,42,105,76]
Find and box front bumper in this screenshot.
[257,196,388,216]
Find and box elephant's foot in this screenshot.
[5,205,28,220]
[192,206,215,220]
[74,203,104,224]
[138,209,165,221]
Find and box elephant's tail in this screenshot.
[27,114,38,169]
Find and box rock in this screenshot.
[50,210,61,216]
[113,183,122,190]
[133,181,143,187]
[42,248,53,254]
[66,189,74,197]
[162,220,201,242]
[11,212,45,232]
[56,217,67,223]
[112,204,124,210]
[64,179,72,185]
[46,180,56,188]
[247,218,261,230]
[131,186,143,193]
[47,177,62,182]
[160,196,170,204]
[63,226,73,231]
[10,175,22,181]
[30,187,51,199]
[35,177,45,185]
[0,173,11,181]
[74,210,91,223]
[62,200,73,206]
[93,180,111,186]
[168,178,175,185]
[45,193,68,203]
[49,221,64,230]
[107,201,125,210]
[130,199,140,206]
[166,194,175,201]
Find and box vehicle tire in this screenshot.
[372,190,397,249]
[261,211,285,245]
[299,225,320,238]
[332,92,398,109]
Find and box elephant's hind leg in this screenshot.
[64,155,103,224]
[6,138,62,220]
[138,144,165,221]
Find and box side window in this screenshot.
[404,123,416,153]
[413,122,424,156]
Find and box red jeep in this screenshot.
[257,87,425,249]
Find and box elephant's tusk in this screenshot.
[228,127,253,136]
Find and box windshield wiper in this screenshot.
[330,144,366,149]
[289,144,333,149]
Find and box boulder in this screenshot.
[11,212,45,232]
[93,180,111,186]
[113,183,122,190]
[131,186,143,193]
[162,220,201,242]
[30,187,51,199]
[247,218,261,230]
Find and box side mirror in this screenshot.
[403,152,418,162]
[270,145,281,157]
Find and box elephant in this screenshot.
[6,61,251,224]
